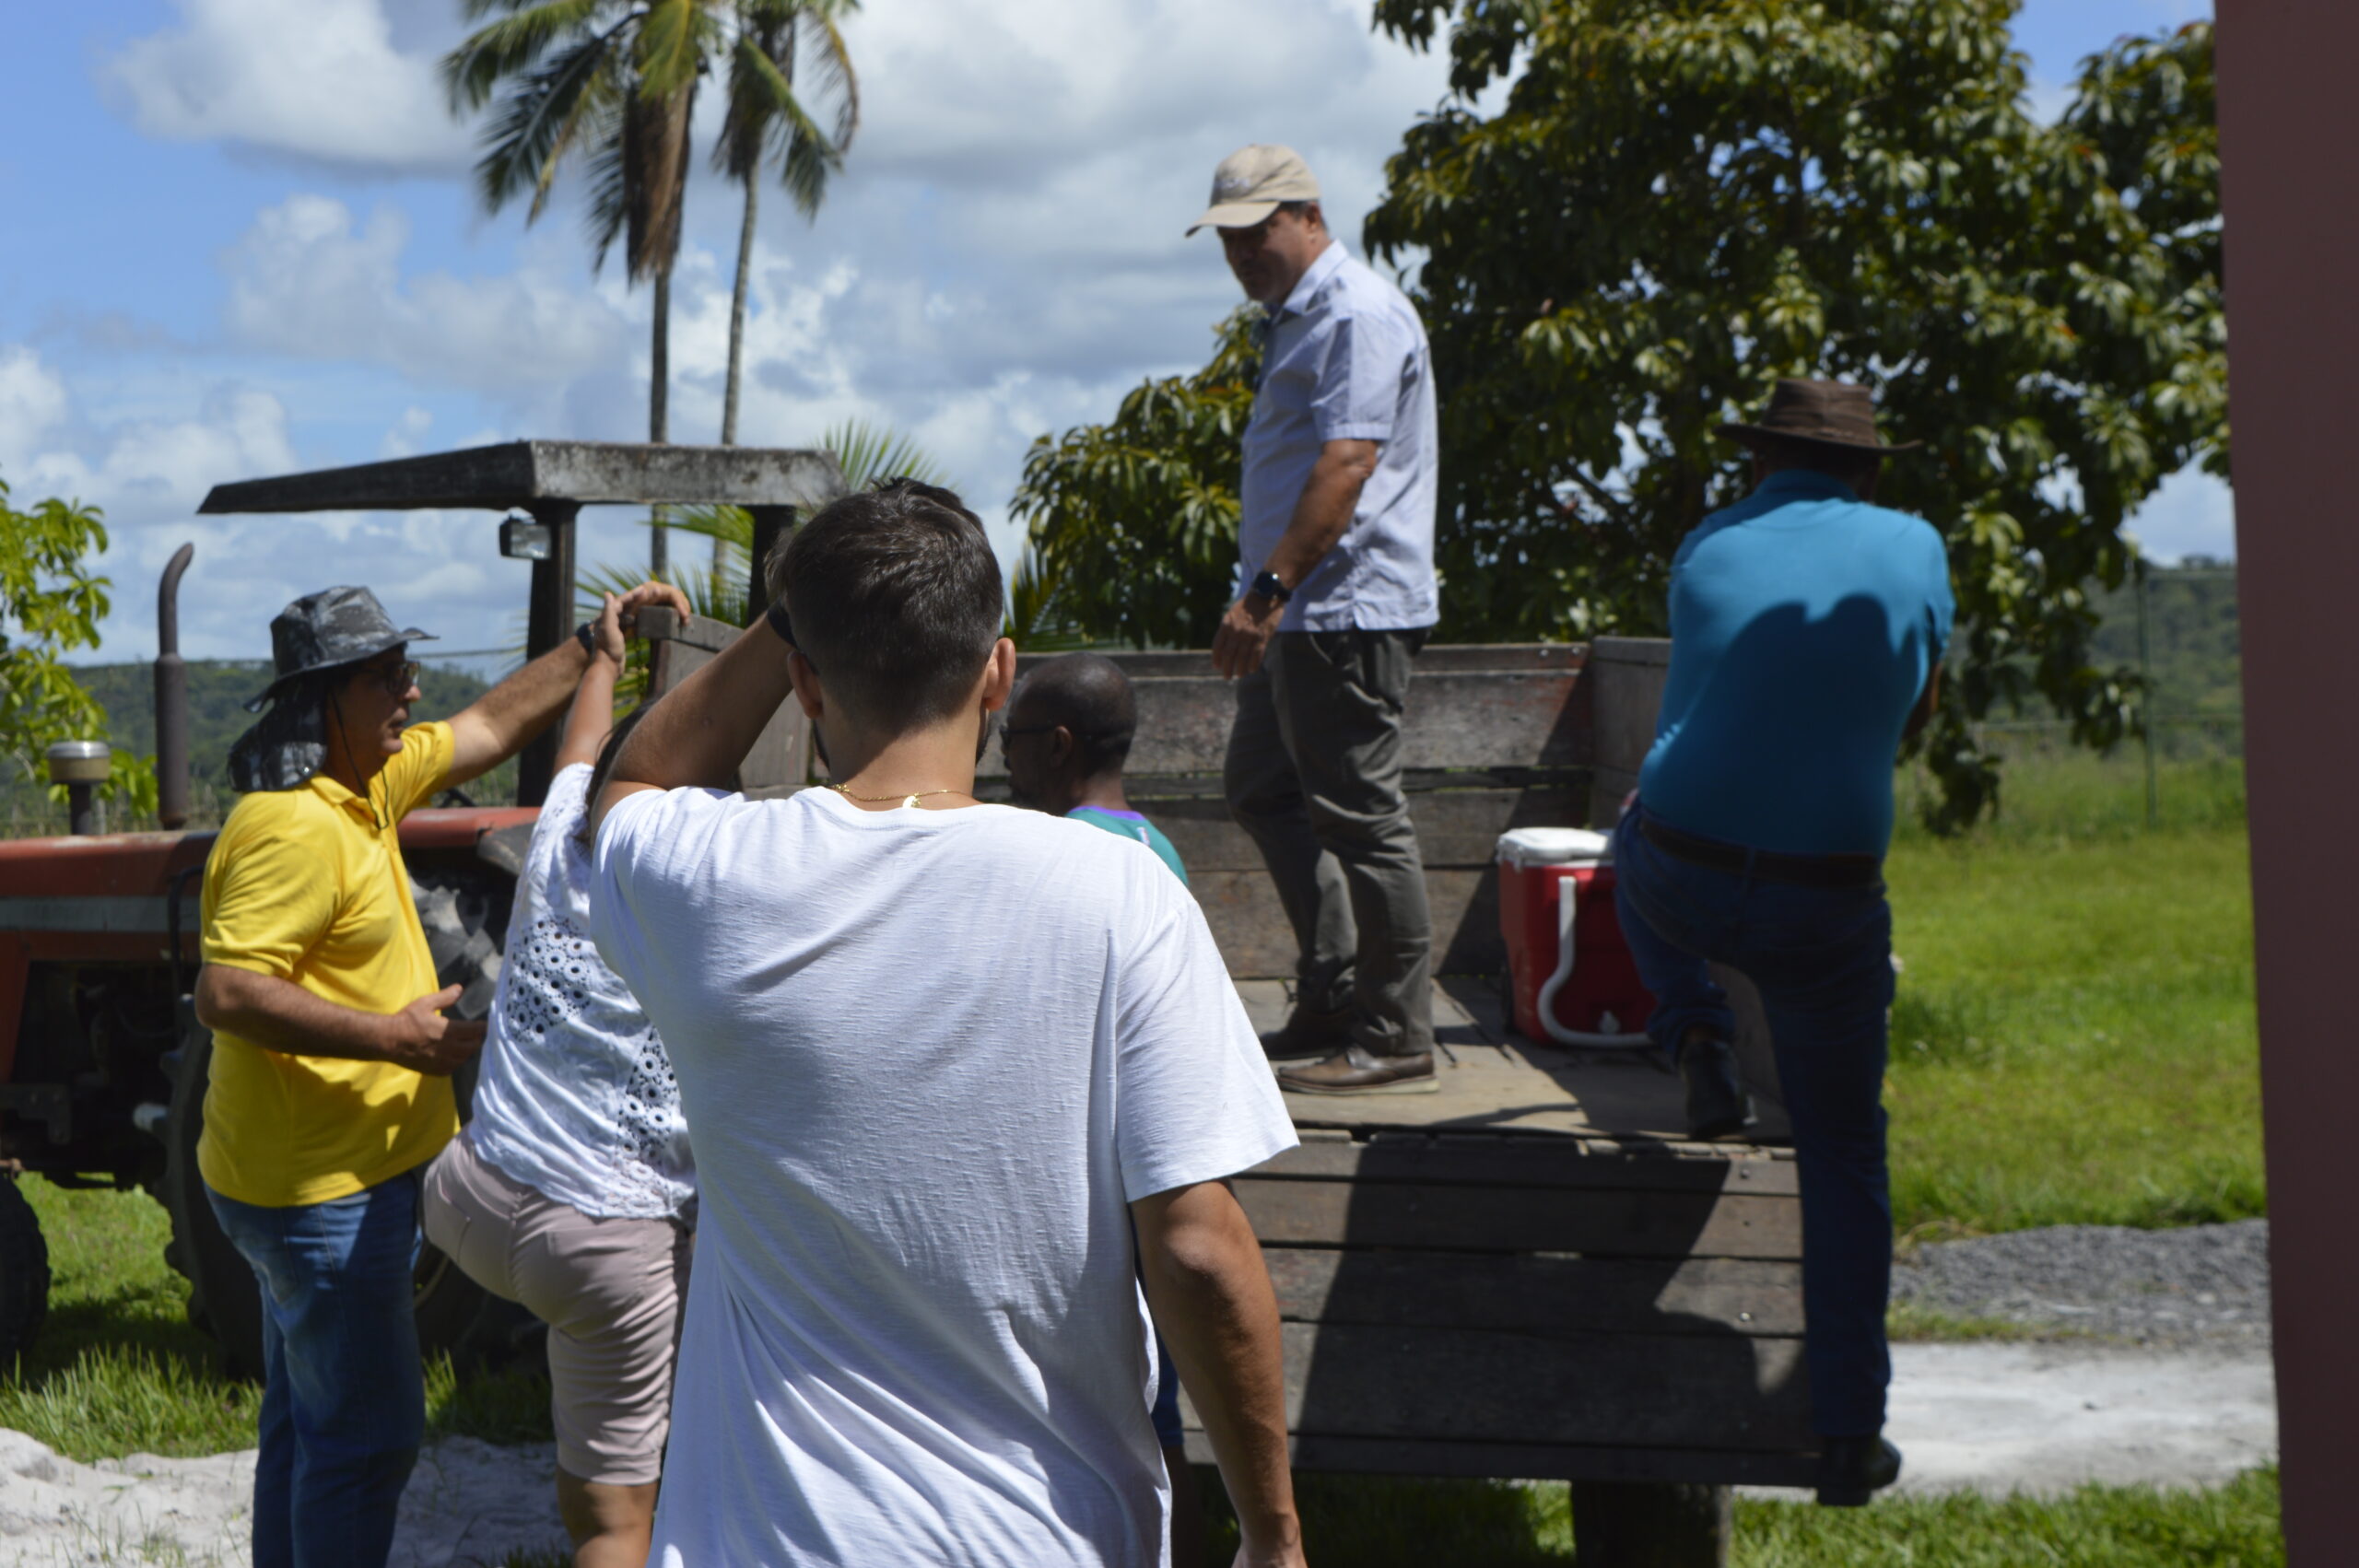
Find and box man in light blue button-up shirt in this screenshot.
[1189,145,1440,1095]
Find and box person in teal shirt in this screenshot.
[997,650,1201,1563]
[1002,654,1189,883]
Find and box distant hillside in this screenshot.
[2088,560,2241,718]
[2,660,508,829]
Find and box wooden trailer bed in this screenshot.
[644,612,1818,1562]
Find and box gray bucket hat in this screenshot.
[245,586,435,711]
[228,587,434,793]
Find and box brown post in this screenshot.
[2213,4,2355,1558]
[745,505,797,626]
[517,499,580,807]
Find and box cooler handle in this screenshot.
[1534,871,1653,1049]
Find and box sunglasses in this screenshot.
[359,661,421,696]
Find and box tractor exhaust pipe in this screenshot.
[155,543,194,830]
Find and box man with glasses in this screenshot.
[194,579,683,1568]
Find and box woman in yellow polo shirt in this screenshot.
[195,581,684,1568]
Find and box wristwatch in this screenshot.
[1249,569,1292,606]
[573,622,600,656]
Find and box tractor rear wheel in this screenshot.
[159,867,540,1380]
[0,1177,52,1370]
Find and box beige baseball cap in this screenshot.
[1187,144,1320,235]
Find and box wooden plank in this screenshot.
[1180,1432,1819,1489]
[1589,638,1670,778]
[200,441,847,514]
[1190,868,1499,979]
[1136,787,1587,874]
[1178,1322,1809,1452]
[980,660,1590,778]
[1232,1178,1802,1259]
[1262,1248,1806,1338]
[1250,1137,1800,1196]
[636,607,739,655]
[1020,645,1586,680]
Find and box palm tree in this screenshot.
[714,1,860,452]
[443,0,724,578]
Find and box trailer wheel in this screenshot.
[159,867,541,1380]
[0,1177,52,1370]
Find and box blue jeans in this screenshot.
[1611,805,1895,1438]
[207,1172,427,1568]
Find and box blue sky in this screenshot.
[0,0,2219,665]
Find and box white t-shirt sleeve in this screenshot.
[588,785,728,1018]
[1112,872,1297,1202]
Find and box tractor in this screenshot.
[0,439,840,1376]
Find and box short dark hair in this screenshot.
[767,479,1004,733]
[1011,652,1137,777]
[1745,434,1881,490]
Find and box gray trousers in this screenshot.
[1225,629,1435,1056]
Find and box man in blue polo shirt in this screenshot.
[1611,379,1953,1509]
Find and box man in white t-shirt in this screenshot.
[587,479,1307,1568]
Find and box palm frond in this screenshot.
[796,5,861,150]
[1005,544,1089,651]
[725,34,839,216]
[442,0,616,112]
[634,0,715,98]
[822,418,953,490]
[582,107,632,271]
[467,29,625,217]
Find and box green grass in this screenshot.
[1883,752,2261,1237]
[1180,1469,2283,1566]
[2,1176,552,1461]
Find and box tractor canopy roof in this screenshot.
[199,440,845,514]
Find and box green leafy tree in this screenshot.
[1359,0,2223,825]
[1013,8,2223,825]
[0,476,157,815]
[1009,310,1260,649]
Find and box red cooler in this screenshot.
[1496,827,1655,1047]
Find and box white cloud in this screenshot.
[221,195,628,397]
[0,348,73,471]
[102,0,473,172]
[2125,466,2237,564]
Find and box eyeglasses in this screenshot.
[360,661,421,696]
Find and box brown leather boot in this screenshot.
[1276,1047,1439,1095]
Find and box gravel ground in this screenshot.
[1892,1219,2271,1345]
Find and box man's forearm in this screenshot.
[451,637,594,782]
[1136,1183,1301,1560]
[598,622,794,816]
[194,965,396,1062]
[1262,442,1375,589]
[554,653,622,773]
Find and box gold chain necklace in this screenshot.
[825,782,974,809]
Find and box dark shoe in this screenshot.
[1261,1001,1356,1066]
[1678,1035,1755,1140]
[1815,1435,1902,1506]
[1277,1047,1439,1096]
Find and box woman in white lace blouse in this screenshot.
[422,586,694,1568]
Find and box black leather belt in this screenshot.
[1638,815,1883,889]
